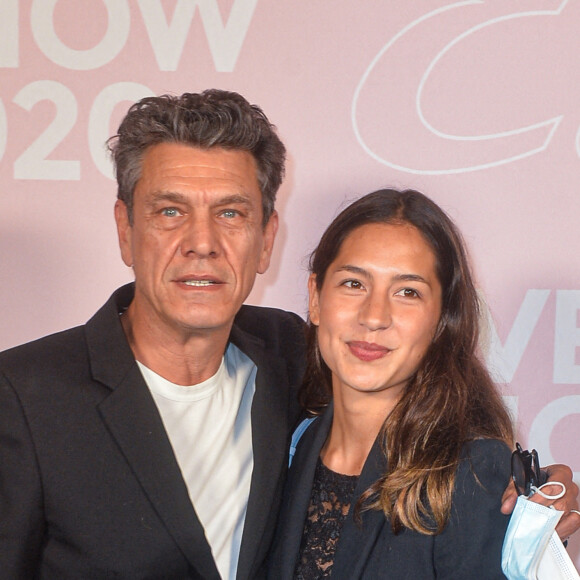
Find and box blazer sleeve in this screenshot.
[433,438,511,579]
[0,371,45,579]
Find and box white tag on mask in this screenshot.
[537,532,580,580]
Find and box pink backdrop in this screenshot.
[1,0,579,560]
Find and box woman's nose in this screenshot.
[358,293,392,331]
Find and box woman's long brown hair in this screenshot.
[299,189,514,535]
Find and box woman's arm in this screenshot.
[434,438,511,579]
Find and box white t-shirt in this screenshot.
[137,343,256,580]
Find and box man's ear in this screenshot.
[114,200,133,267]
[257,210,279,274]
[308,273,320,325]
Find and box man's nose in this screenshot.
[180,214,219,258]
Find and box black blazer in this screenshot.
[269,406,511,579]
[0,284,306,579]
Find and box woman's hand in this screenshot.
[501,463,580,540]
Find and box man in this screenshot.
[0,91,305,579]
[0,90,577,579]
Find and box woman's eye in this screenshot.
[396,288,419,298]
[343,280,363,290]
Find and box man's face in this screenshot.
[115,142,278,341]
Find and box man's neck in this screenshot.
[120,306,231,386]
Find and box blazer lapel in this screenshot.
[273,407,333,580]
[332,438,388,580]
[86,286,221,580]
[230,324,296,579]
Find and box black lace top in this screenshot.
[294,457,359,579]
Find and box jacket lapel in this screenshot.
[273,407,333,580]
[270,406,391,580]
[86,285,221,580]
[229,323,295,579]
[331,438,388,580]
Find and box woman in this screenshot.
[269,189,514,579]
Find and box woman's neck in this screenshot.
[321,391,398,476]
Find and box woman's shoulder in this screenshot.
[461,437,511,457]
[456,438,512,495]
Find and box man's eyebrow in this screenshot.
[145,192,254,207]
[214,194,254,207]
[147,191,188,205]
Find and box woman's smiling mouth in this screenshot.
[348,341,391,362]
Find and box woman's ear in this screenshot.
[308,273,320,326]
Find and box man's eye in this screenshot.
[220,209,239,219]
[161,208,180,217]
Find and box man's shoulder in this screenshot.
[233,304,306,359]
[234,304,305,336]
[0,324,93,399]
[0,324,86,366]
[0,284,131,374]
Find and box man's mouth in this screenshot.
[182,280,218,287]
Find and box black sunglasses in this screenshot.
[511,442,547,497]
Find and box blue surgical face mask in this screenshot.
[502,483,580,580]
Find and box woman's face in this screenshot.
[309,222,442,404]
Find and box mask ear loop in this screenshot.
[529,481,566,500]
